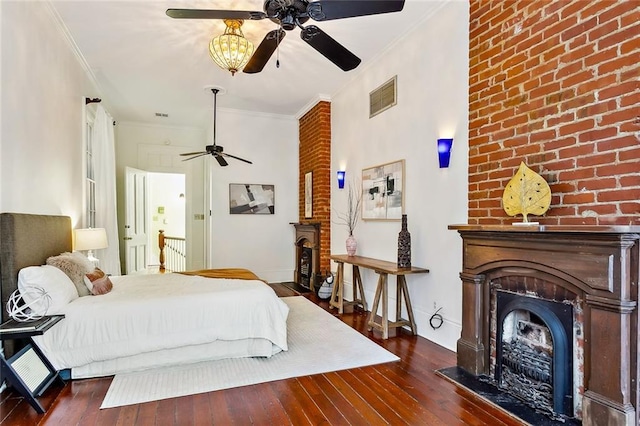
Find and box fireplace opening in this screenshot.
[496,291,573,420]
[299,246,312,289]
[292,222,321,291]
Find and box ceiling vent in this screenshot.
[369,76,397,118]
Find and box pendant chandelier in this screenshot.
[209,19,254,76]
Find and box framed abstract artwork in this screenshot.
[229,184,275,214]
[361,159,405,220]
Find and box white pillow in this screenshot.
[18,265,79,316]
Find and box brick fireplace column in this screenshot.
[298,101,331,275]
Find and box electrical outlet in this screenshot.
[433,301,437,310]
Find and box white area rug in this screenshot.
[101,296,399,408]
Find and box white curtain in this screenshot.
[92,104,121,275]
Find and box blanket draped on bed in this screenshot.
[179,268,265,282]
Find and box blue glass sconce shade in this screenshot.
[337,171,346,189]
[437,138,453,168]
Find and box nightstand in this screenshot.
[0,315,65,413]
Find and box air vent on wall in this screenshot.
[369,76,397,118]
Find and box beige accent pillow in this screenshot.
[47,252,94,297]
[84,267,113,295]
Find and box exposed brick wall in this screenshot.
[299,101,331,273]
[469,0,640,225]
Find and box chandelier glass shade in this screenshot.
[209,19,254,76]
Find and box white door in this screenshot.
[124,167,149,274]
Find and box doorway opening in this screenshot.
[124,167,185,274]
[148,172,186,271]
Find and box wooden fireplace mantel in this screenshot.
[449,224,640,426]
[449,224,640,233]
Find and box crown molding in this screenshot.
[295,94,332,119]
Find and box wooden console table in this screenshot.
[330,254,429,339]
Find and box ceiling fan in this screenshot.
[166,0,406,73]
[180,87,252,166]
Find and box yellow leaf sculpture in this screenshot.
[502,162,551,223]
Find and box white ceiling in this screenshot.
[50,0,445,127]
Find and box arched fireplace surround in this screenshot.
[450,225,640,425]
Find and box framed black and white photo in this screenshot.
[229,184,275,215]
[362,159,405,220]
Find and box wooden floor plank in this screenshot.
[0,284,528,426]
[223,387,254,425]
[207,390,235,425]
[245,382,292,425]
[322,371,389,425]
[308,373,370,426]
[268,380,313,425]
[295,375,348,425]
[132,400,159,425]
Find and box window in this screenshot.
[85,106,97,228]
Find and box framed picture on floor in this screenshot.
[362,159,405,220]
[229,184,275,214]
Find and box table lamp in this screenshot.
[74,228,108,265]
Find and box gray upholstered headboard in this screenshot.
[0,213,72,325]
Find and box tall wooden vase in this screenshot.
[397,214,411,268]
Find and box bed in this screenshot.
[0,213,289,379]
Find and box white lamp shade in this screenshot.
[74,228,108,251]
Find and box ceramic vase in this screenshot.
[346,235,357,256]
[397,214,411,268]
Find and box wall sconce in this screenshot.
[437,138,454,168]
[337,171,346,189]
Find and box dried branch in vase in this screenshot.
[333,181,362,236]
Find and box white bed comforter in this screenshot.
[33,273,289,372]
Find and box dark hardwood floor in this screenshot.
[1,284,525,425]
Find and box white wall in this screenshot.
[208,109,299,283]
[0,1,100,376]
[0,1,99,223]
[330,1,469,351]
[116,110,299,282]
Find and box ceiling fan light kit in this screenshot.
[209,19,255,76]
[167,0,406,74]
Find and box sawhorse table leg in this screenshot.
[330,261,345,314]
[351,266,367,311]
[367,272,389,339]
[368,274,417,339]
[330,263,367,314]
[396,275,417,335]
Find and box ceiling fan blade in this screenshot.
[166,9,267,20]
[220,152,253,165]
[182,153,209,162]
[300,26,361,71]
[214,154,229,167]
[180,151,206,156]
[243,29,286,74]
[307,0,405,21]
